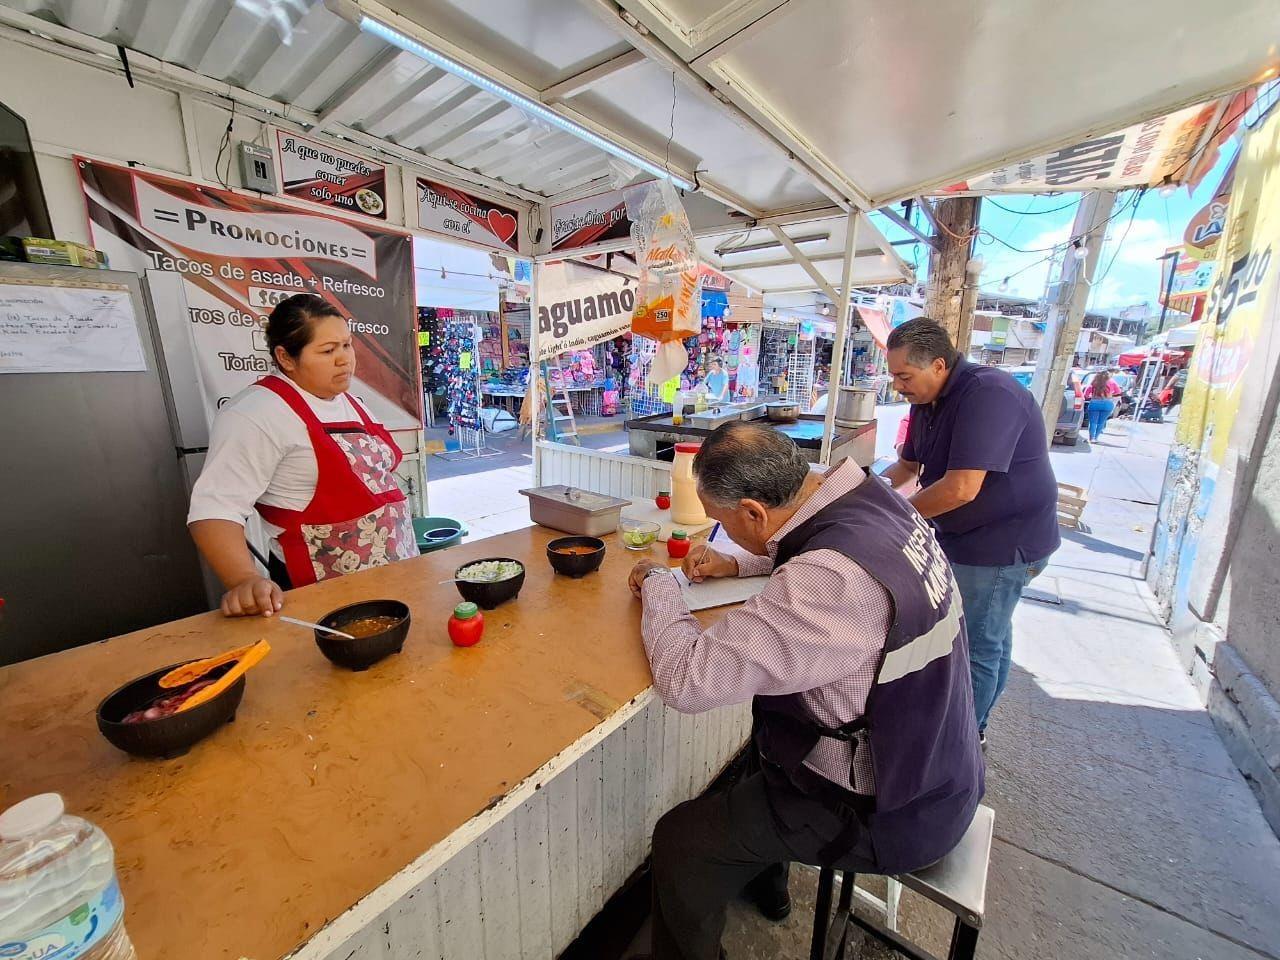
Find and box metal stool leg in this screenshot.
[885,877,902,932]
[946,917,980,960]
[823,870,855,960]
[810,866,836,960]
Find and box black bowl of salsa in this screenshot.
[315,599,411,671]
[547,536,606,578]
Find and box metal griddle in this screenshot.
[685,403,766,429]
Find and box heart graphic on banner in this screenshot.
[486,209,518,245]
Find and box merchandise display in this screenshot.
[442,313,481,431]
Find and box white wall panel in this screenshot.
[573,743,605,926]
[311,697,750,960]
[0,35,188,176]
[512,794,553,960]
[536,442,671,502]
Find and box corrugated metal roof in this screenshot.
[4,0,1275,301]
[7,0,1277,214]
[7,0,619,196]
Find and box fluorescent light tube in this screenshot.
[716,232,830,257]
[355,14,696,192]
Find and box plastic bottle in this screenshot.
[671,442,707,525]
[448,602,485,647]
[0,794,136,960]
[666,530,691,559]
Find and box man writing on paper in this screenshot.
[627,422,983,960]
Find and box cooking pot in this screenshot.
[835,387,877,426]
[766,401,800,422]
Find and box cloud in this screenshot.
[1021,224,1073,252]
[1100,217,1176,268]
[1089,276,1131,308]
[978,214,1180,308]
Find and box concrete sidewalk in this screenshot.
[721,417,1280,959]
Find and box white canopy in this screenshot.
[1166,320,1203,348]
[413,236,504,311]
[3,0,1276,300]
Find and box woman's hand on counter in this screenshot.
[682,545,738,583]
[220,576,284,618]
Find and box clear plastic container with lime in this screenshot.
[618,517,661,550]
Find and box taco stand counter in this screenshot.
[0,526,750,960]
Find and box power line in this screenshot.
[981,189,1144,297]
[986,196,1078,216]
[978,189,1141,254]
[1089,190,1144,302]
[1165,96,1251,184]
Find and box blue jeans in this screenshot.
[952,561,1035,731]
[1086,399,1115,441]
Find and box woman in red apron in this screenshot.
[188,294,418,617]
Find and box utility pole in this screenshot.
[1155,249,1181,334]
[923,196,982,352]
[1031,190,1119,439]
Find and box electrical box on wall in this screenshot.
[237,142,277,193]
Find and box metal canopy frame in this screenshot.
[3,0,1276,464]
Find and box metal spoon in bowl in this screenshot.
[278,615,356,640]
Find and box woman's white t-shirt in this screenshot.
[187,375,370,547]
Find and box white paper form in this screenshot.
[673,569,770,611]
[0,281,145,374]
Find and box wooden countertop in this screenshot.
[0,527,728,960]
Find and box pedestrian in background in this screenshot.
[882,319,1060,748]
[1084,370,1122,442]
[1164,365,1189,413]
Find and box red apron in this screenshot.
[254,376,419,587]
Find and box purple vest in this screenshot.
[754,474,985,873]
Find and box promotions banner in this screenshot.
[535,261,635,360]
[550,187,634,252]
[276,130,387,219]
[416,177,520,251]
[940,92,1251,193]
[77,158,420,428]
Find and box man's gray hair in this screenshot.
[692,422,810,509]
[886,317,960,369]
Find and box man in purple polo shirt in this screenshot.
[882,318,1060,747]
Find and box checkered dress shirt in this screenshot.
[640,459,892,793]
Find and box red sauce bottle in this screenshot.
[666,530,691,559]
[449,602,484,647]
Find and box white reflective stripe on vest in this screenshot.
[876,588,963,684]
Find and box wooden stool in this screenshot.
[809,805,994,960]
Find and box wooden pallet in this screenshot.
[1057,482,1088,529]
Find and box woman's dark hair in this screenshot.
[1091,370,1112,397]
[265,293,342,366]
[886,317,960,370]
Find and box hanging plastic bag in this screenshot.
[624,179,701,386]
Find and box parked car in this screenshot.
[999,364,1085,445]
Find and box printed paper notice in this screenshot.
[0,283,146,374]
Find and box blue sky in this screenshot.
[869,139,1239,312]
